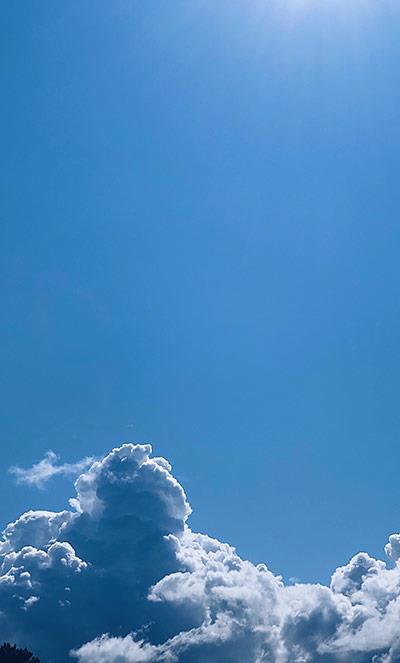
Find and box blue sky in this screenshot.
[2,0,400,588]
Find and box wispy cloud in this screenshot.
[9,451,94,488]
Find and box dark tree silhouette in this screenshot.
[0,643,40,663]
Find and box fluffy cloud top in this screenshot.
[1,443,400,662]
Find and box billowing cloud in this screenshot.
[1,444,400,662]
[9,451,94,488]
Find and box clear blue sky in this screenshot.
[1,0,400,584]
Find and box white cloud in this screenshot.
[71,636,159,663]
[9,451,95,488]
[2,443,400,662]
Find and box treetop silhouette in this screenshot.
[0,643,40,662]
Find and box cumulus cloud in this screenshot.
[1,443,400,662]
[9,451,95,488]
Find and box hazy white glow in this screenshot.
[248,0,390,26]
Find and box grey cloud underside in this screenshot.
[2,445,400,662]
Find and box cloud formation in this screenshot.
[2,444,400,662]
[9,451,95,488]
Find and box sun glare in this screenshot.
[248,0,390,26]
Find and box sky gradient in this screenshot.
[2,0,400,590]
